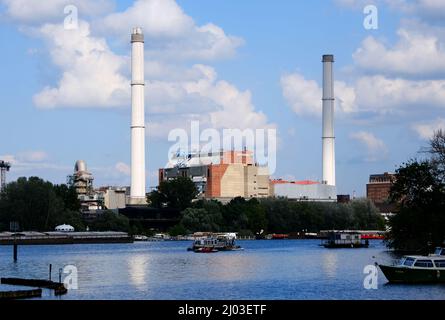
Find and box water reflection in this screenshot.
[128,254,149,288]
[205,254,258,281]
[321,252,338,278]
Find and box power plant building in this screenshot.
[159,150,270,202]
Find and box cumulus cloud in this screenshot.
[354,76,445,113]
[280,73,321,116]
[395,0,445,21]
[2,0,270,141]
[353,28,445,77]
[412,118,445,139]
[280,72,357,116]
[281,71,445,118]
[95,0,243,61]
[0,0,115,24]
[350,131,388,161]
[147,64,275,139]
[32,21,129,108]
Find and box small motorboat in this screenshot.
[376,247,445,283]
[133,235,148,241]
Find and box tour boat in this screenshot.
[377,247,445,283]
[187,233,243,252]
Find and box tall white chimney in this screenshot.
[322,54,335,186]
[130,27,146,204]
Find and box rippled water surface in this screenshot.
[0,240,444,300]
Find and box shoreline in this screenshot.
[0,231,133,245]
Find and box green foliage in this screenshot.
[260,198,382,233]
[0,177,84,231]
[148,177,198,210]
[90,210,130,232]
[181,207,223,233]
[168,223,187,237]
[53,184,81,211]
[387,159,445,251]
[55,210,85,231]
[169,197,382,236]
[222,197,267,234]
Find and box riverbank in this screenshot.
[0,231,133,245]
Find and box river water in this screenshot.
[0,240,444,300]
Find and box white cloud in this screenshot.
[33,21,129,108]
[412,118,445,139]
[95,0,243,61]
[146,64,275,140]
[0,152,70,174]
[354,75,445,113]
[395,0,445,21]
[4,0,269,140]
[17,151,48,162]
[185,65,272,130]
[334,0,380,9]
[280,72,357,116]
[353,29,445,77]
[350,131,388,161]
[281,70,445,118]
[115,162,131,176]
[1,151,48,164]
[280,73,321,116]
[98,0,193,39]
[0,0,115,24]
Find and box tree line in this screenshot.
[148,176,384,237]
[170,197,384,237]
[0,177,130,232]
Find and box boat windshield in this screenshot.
[402,257,415,267]
[434,248,445,256]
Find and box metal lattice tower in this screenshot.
[0,160,11,192]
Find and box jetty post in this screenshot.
[13,241,17,262]
[10,222,19,262]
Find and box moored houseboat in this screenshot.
[321,231,369,248]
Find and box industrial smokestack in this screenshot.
[322,54,335,186]
[130,27,146,204]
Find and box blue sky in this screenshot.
[1,0,444,196]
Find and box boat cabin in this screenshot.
[398,256,445,269]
